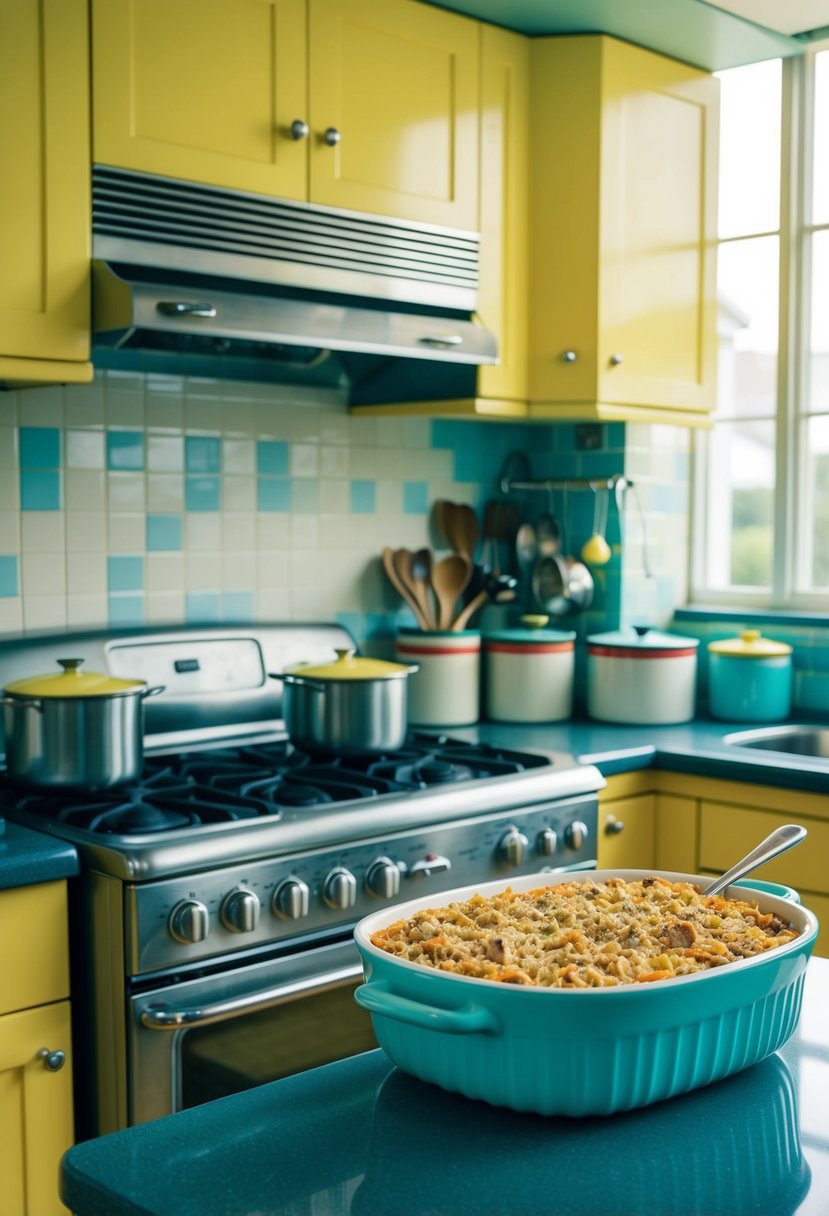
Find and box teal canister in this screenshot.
[707,630,792,722]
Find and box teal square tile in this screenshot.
[257,440,290,475]
[108,555,144,593]
[403,481,428,515]
[223,590,254,621]
[186,591,221,622]
[20,469,61,510]
[108,594,145,626]
[186,475,221,511]
[19,426,60,468]
[186,435,221,473]
[0,555,19,597]
[107,431,145,471]
[351,479,376,513]
[258,477,292,512]
[147,514,183,552]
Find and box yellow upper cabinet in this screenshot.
[92,0,479,231]
[0,0,91,384]
[528,36,719,421]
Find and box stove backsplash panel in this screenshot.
[0,373,540,644]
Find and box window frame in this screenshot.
[690,45,829,613]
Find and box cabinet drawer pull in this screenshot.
[604,815,625,835]
[323,126,341,146]
[418,335,463,348]
[39,1048,66,1072]
[290,119,309,140]
[562,350,578,363]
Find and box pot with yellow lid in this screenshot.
[707,630,793,722]
[1,658,164,790]
[269,648,418,755]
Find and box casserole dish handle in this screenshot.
[354,983,501,1036]
[732,878,801,904]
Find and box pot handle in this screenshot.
[0,695,43,712]
[141,685,165,699]
[354,982,501,1036]
[268,672,326,694]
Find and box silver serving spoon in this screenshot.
[703,823,807,897]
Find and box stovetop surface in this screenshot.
[0,735,552,837]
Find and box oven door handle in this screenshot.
[138,962,364,1030]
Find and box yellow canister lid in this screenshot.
[707,629,792,658]
[4,658,147,697]
[284,648,416,681]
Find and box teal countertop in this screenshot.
[0,817,79,890]
[61,957,829,1216]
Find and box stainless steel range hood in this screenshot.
[92,167,497,403]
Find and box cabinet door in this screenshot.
[477,24,529,404]
[597,40,719,413]
[0,0,90,374]
[699,802,829,958]
[92,0,307,199]
[0,1000,74,1216]
[597,793,656,870]
[309,0,479,229]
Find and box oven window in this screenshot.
[179,980,378,1109]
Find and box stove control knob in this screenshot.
[169,899,210,945]
[273,878,310,920]
[323,867,357,910]
[537,828,558,857]
[565,820,589,851]
[221,888,261,933]
[499,827,529,866]
[365,858,401,900]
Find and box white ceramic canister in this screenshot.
[394,630,481,727]
[484,615,576,723]
[586,626,700,725]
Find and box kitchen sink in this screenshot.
[724,725,829,758]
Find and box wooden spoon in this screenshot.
[444,503,479,561]
[394,548,434,631]
[431,554,472,630]
[411,547,438,630]
[382,547,429,629]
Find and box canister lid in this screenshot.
[587,626,700,653]
[485,615,576,646]
[4,658,146,697]
[707,629,792,658]
[283,648,415,680]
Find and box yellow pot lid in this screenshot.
[4,658,146,698]
[284,648,416,681]
[707,629,792,658]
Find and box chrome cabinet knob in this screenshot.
[565,820,589,851]
[499,827,529,866]
[39,1048,66,1072]
[323,867,357,909]
[562,350,578,363]
[221,889,261,933]
[290,119,309,140]
[604,815,625,835]
[365,858,401,900]
[323,126,341,146]
[273,878,310,920]
[609,353,624,366]
[537,827,558,857]
[168,899,209,944]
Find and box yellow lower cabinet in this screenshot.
[597,788,656,870]
[0,1000,74,1216]
[699,800,829,959]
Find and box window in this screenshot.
[692,48,829,609]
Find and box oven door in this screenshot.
[128,937,375,1126]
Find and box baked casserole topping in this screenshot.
[369,878,800,987]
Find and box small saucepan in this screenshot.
[532,554,594,616]
[1,658,164,790]
[270,648,418,755]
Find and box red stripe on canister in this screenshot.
[588,646,697,659]
[396,644,481,656]
[485,642,574,655]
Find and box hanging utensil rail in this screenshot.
[499,472,632,495]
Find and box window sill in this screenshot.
[676,605,829,628]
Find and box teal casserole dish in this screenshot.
[353,869,818,1117]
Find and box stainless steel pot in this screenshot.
[269,648,418,755]
[1,658,163,790]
